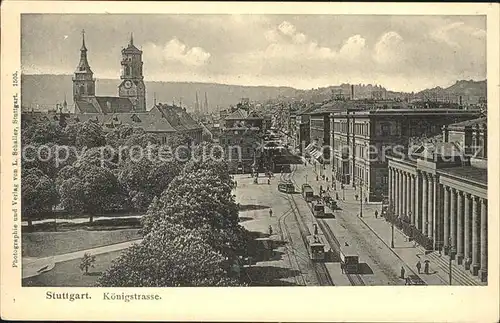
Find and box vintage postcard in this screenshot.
[1,1,499,321]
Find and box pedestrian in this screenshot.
[355,194,359,201]
[416,260,422,274]
[424,261,429,274]
[267,178,270,185]
[326,177,329,182]
[235,181,238,188]
[375,210,379,219]
[365,197,368,204]
[316,175,319,181]
[269,209,273,217]
[400,266,406,279]
[320,185,323,193]
[268,225,273,235]
[327,186,330,192]
[335,193,339,200]
[340,262,344,274]
[405,277,410,285]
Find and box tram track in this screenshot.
[317,219,365,286]
[276,207,307,286]
[280,181,334,286]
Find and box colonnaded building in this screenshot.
[387,117,488,282]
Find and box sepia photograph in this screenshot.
[1,1,499,322]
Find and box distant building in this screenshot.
[330,103,481,202]
[219,108,265,173]
[387,117,487,282]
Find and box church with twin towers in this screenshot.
[73,30,146,113]
[72,30,203,144]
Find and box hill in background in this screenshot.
[21,74,486,112]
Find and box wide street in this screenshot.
[234,156,464,286]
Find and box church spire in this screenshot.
[130,32,134,46]
[76,29,92,74]
[81,29,87,51]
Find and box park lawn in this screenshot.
[23,250,124,287]
[22,229,141,258]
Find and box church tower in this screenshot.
[118,33,146,112]
[73,30,95,101]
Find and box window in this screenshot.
[381,123,391,136]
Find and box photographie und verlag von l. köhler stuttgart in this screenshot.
[20,14,487,287]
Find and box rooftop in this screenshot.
[447,117,487,130]
[438,166,487,185]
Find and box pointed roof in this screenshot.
[122,32,142,54]
[75,29,93,74]
[225,108,249,120]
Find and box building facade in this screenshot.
[332,106,481,201]
[219,108,265,173]
[387,117,487,282]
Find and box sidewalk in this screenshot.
[360,213,484,286]
[23,239,142,279]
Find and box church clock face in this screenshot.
[124,80,133,89]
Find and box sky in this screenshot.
[21,14,486,92]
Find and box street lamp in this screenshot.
[445,238,456,285]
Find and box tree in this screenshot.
[64,120,106,148]
[79,252,96,275]
[141,159,246,258]
[58,162,126,222]
[21,168,59,228]
[118,145,182,212]
[97,223,239,287]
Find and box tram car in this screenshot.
[339,244,359,273]
[311,200,326,218]
[323,195,338,210]
[301,184,314,202]
[278,182,295,193]
[307,235,326,261]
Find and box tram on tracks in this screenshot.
[278,182,295,193]
[311,200,326,218]
[339,244,359,273]
[307,235,326,261]
[301,184,314,202]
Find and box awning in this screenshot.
[304,142,316,153]
[311,149,323,160]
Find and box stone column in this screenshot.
[421,173,428,236]
[395,170,400,216]
[443,186,450,254]
[406,172,411,220]
[398,170,403,217]
[456,191,464,264]
[433,180,440,250]
[410,174,415,226]
[389,167,393,206]
[415,172,420,230]
[402,172,407,217]
[479,198,488,282]
[450,188,457,252]
[464,193,471,269]
[471,196,480,276]
[427,175,434,239]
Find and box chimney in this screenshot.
[351,85,355,100]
